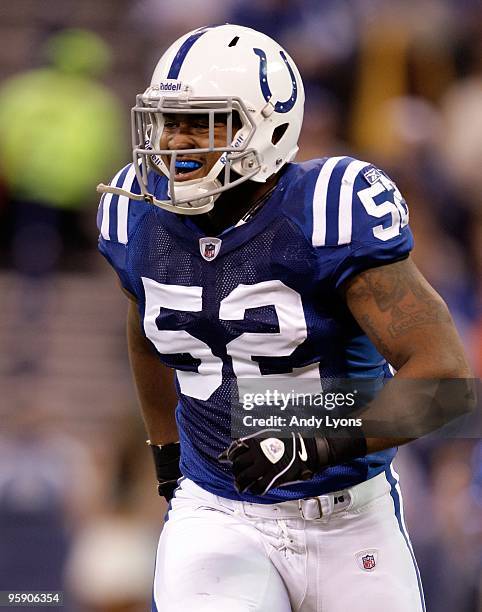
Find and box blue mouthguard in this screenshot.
[175,160,202,170]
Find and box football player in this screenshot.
[97,25,473,612]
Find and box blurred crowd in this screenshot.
[0,1,480,611]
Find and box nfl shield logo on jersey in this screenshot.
[199,237,222,261]
[362,166,381,185]
[356,550,378,571]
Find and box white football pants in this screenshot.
[153,468,425,612]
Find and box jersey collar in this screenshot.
[150,165,295,259]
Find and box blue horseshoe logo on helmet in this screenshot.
[253,48,298,113]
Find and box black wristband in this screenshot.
[315,430,368,468]
[148,441,182,501]
[326,434,368,465]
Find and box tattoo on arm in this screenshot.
[346,261,451,340]
[345,258,472,377]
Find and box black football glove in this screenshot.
[148,441,182,502]
[218,429,321,495]
[218,429,368,496]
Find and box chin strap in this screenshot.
[97,183,144,201]
[96,183,215,215]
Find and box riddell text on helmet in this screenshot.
[158,81,183,91]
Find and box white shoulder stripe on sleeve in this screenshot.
[100,163,135,242]
[117,165,137,244]
[100,193,113,240]
[312,156,347,246]
[100,166,125,240]
[338,159,369,245]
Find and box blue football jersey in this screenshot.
[97,156,413,503]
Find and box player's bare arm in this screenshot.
[343,256,474,453]
[126,298,178,445]
[344,257,471,378]
[126,296,181,501]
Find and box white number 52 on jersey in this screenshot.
[142,278,321,401]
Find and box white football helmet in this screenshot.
[98,24,305,215]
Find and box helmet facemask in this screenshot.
[131,92,261,214]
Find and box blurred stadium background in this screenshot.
[0,1,480,610]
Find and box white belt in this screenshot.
[214,472,391,521]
